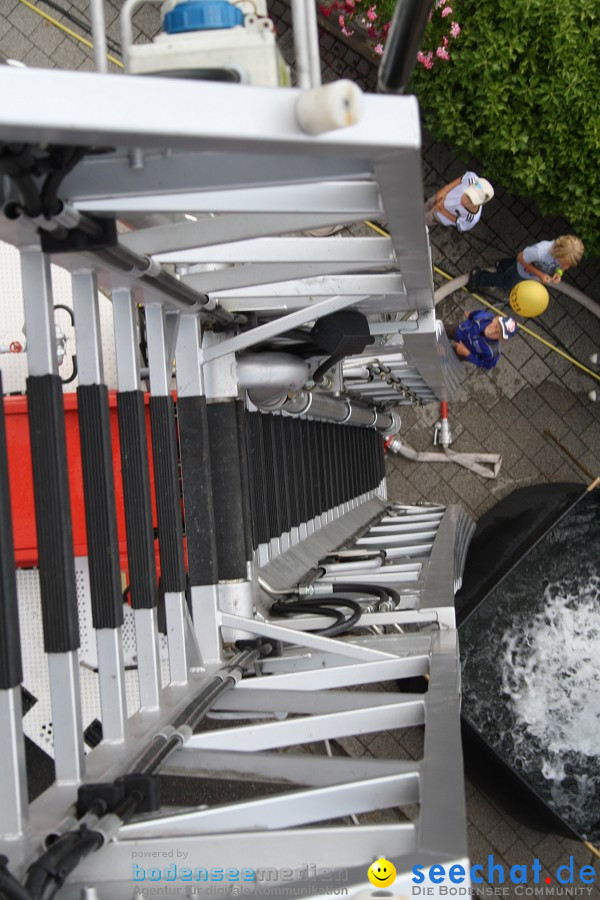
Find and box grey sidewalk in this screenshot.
[1,0,599,889]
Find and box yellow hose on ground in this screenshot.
[583,841,600,860]
[14,0,124,69]
[363,220,600,385]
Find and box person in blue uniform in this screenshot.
[448,311,518,370]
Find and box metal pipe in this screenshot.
[89,0,108,74]
[305,0,322,89]
[249,387,400,434]
[120,0,163,72]
[17,199,236,324]
[378,0,436,93]
[343,366,371,379]
[290,0,315,89]
[95,244,236,323]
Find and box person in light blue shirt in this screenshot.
[449,310,518,370]
[468,235,584,294]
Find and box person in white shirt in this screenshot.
[424,171,494,232]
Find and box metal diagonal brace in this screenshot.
[218,612,398,660]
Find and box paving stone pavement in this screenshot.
[1,0,599,892]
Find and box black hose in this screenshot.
[60,353,78,385]
[134,646,261,775]
[312,352,344,384]
[12,174,42,217]
[35,830,102,900]
[173,647,260,730]
[134,676,245,776]
[271,597,362,637]
[41,147,86,217]
[19,646,263,900]
[137,678,234,776]
[185,677,238,731]
[52,305,77,384]
[275,601,347,636]
[330,581,401,608]
[52,304,74,325]
[0,856,31,900]
[111,791,144,824]
[138,305,149,368]
[24,832,82,899]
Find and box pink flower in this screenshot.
[436,45,450,59]
[345,0,355,8]
[374,42,384,54]
[442,35,448,46]
[367,5,377,20]
[450,21,461,37]
[320,4,332,16]
[417,49,434,69]
[342,25,354,34]
[338,13,345,25]
[441,6,452,16]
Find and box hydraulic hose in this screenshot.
[271,582,401,636]
[312,351,344,384]
[329,581,401,608]
[37,830,103,900]
[25,832,89,900]
[0,857,32,900]
[133,646,261,775]
[15,646,263,900]
[271,596,362,637]
[133,679,233,776]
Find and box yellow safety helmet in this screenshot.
[509,280,550,317]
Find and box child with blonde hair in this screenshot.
[468,235,584,293]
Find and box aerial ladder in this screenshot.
[0,0,472,896]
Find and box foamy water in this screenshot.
[501,576,600,757]
[460,490,600,838]
[499,575,600,827]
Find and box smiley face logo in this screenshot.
[367,858,397,888]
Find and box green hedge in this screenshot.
[409,0,600,258]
